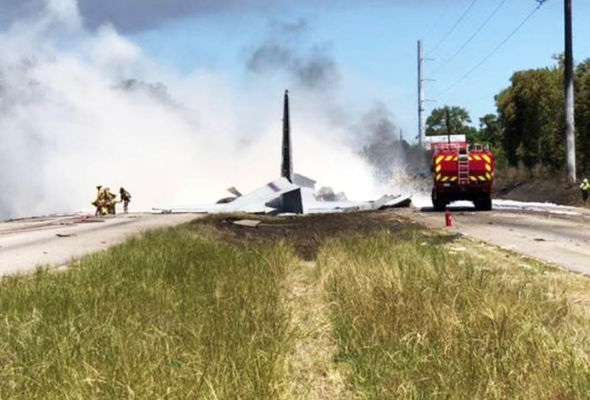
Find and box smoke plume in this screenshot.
[246,19,339,91]
[245,18,427,193]
[355,104,429,194]
[0,0,386,219]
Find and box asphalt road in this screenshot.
[2,201,590,278]
[0,213,197,276]
[402,201,590,275]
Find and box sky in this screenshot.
[0,0,587,138]
[126,0,590,139]
[0,0,588,218]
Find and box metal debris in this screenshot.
[232,219,262,228]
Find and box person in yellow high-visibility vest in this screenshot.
[581,178,590,202]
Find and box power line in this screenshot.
[433,0,508,75]
[439,0,548,95]
[427,0,479,56]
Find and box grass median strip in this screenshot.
[0,227,295,399]
[318,233,590,399]
[2,212,590,399]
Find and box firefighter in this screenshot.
[119,187,132,214]
[104,188,117,215]
[92,185,107,216]
[581,178,590,202]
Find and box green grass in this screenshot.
[0,227,295,399]
[2,220,590,399]
[318,233,590,399]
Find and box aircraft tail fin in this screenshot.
[281,90,294,182]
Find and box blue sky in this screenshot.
[130,0,590,142]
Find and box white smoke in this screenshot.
[0,0,386,218]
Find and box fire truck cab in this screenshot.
[431,141,495,211]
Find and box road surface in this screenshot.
[402,200,590,275]
[3,200,589,278]
[0,213,197,276]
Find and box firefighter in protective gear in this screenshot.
[119,187,132,214]
[92,185,108,216]
[581,178,590,202]
[104,188,117,215]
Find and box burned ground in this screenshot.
[494,177,587,206]
[190,210,458,261]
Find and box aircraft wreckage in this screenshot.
[154,90,412,215]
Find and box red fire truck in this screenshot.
[431,141,495,211]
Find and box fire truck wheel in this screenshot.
[433,200,446,211]
[474,196,492,211]
[432,189,447,211]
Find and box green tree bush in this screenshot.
[425,106,478,142]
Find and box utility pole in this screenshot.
[417,40,425,147]
[445,107,451,144]
[564,0,576,183]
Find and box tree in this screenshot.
[486,56,590,175]
[425,106,478,141]
[496,66,564,169]
[478,114,502,147]
[575,59,590,174]
[478,113,507,167]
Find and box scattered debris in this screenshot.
[231,219,262,228]
[216,196,237,204]
[153,91,412,215]
[194,211,427,261]
[227,187,243,197]
[74,216,105,223]
[315,186,347,202]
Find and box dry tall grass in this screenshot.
[318,233,590,399]
[0,228,295,399]
[2,222,589,399]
